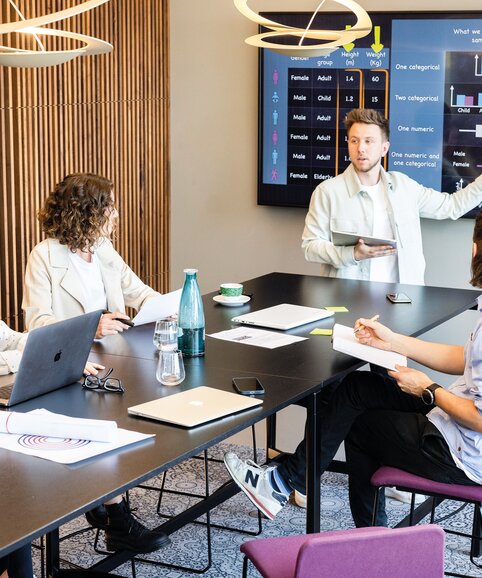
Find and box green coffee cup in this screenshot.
[220,283,243,298]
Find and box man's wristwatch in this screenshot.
[421,383,442,406]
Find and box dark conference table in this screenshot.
[1,273,480,572]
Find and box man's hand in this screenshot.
[354,317,394,351]
[354,239,397,261]
[388,365,433,398]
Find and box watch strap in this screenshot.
[422,382,441,406]
[427,383,442,395]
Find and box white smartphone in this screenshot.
[386,292,412,304]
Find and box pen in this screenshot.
[353,314,379,334]
[102,310,135,327]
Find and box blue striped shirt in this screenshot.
[428,295,482,484]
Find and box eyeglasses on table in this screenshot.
[82,367,124,393]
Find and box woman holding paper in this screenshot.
[21,174,169,553]
[224,213,482,525]
[22,173,161,338]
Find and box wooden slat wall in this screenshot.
[0,0,170,330]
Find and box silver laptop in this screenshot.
[231,303,334,330]
[0,310,102,407]
[128,386,263,428]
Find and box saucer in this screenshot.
[213,294,251,307]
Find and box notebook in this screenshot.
[332,230,397,248]
[128,386,263,428]
[0,310,102,407]
[332,323,407,371]
[231,303,334,330]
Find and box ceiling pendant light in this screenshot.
[233,0,372,57]
[0,0,113,68]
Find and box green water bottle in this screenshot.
[178,268,205,357]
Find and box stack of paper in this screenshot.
[0,410,118,442]
[332,324,407,370]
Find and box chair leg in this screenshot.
[242,555,250,578]
[470,502,482,565]
[372,487,382,525]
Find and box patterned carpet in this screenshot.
[33,443,481,577]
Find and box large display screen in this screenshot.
[258,11,482,216]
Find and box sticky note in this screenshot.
[324,306,349,312]
[310,328,333,336]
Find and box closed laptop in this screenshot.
[128,386,262,428]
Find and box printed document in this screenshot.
[208,327,307,349]
[0,409,154,464]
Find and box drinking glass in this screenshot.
[153,319,178,351]
[156,349,185,386]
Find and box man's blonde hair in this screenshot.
[344,108,390,141]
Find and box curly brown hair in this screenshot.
[471,210,482,288]
[344,108,390,141]
[39,173,115,251]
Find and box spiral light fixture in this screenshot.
[0,0,113,68]
[233,0,372,57]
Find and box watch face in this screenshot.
[421,388,434,405]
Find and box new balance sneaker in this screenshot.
[223,453,288,520]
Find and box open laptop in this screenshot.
[128,386,263,428]
[0,310,102,407]
[231,303,334,330]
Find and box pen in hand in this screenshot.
[102,310,135,327]
[353,314,380,334]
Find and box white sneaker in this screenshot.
[291,484,426,508]
[223,452,287,520]
[385,487,426,505]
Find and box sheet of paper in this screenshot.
[132,288,182,326]
[0,409,117,442]
[0,409,154,464]
[208,327,307,349]
[332,323,407,370]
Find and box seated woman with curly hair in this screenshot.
[22,173,169,554]
[23,173,160,339]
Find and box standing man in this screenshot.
[302,108,482,284]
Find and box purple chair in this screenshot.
[240,525,445,578]
[371,466,482,577]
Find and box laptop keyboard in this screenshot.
[0,383,13,399]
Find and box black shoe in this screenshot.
[85,505,108,530]
[105,500,170,554]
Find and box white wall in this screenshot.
[170,0,480,294]
[170,1,482,450]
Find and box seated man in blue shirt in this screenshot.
[224,212,482,523]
